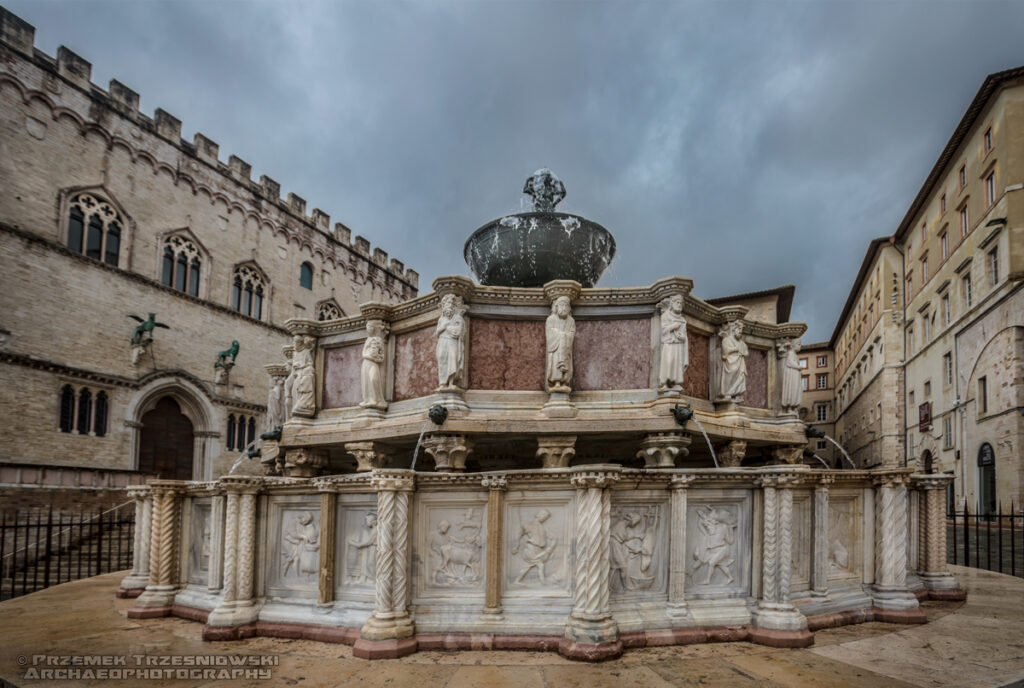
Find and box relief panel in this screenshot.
[790,490,812,592]
[504,492,574,599]
[685,489,752,599]
[266,496,321,599]
[334,495,379,599]
[187,499,212,586]
[413,492,488,600]
[609,491,669,599]
[827,490,863,585]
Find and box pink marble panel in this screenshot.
[682,330,710,400]
[573,319,650,391]
[746,347,768,409]
[469,319,546,391]
[394,326,438,401]
[322,343,362,409]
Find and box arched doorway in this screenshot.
[138,397,194,480]
[921,449,934,474]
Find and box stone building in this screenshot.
[831,238,907,469]
[894,65,1024,512]
[798,341,836,466]
[831,65,1024,510]
[0,7,418,491]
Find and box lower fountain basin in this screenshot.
[463,212,616,288]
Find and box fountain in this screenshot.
[123,170,964,661]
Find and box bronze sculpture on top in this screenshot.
[463,168,616,288]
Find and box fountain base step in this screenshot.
[352,637,418,659]
[747,627,815,648]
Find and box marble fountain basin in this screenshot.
[464,212,616,288]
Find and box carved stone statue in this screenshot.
[346,511,377,583]
[360,320,388,409]
[610,510,656,592]
[778,338,803,413]
[523,168,566,212]
[291,335,316,417]
[435,293,467,390]
[265,375,285,431]
[283,349,296,421]
[545,296,575,394]
[691,506,736,585]
[718,320,748,402]
[658,295,689,392]
[282,512,319,579]
[511,508,558,584]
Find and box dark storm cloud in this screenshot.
[9,0,1024,341]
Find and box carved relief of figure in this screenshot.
[190,514,211,574]
[828,506,851,573]
[778,338,803,412]
[545,296,575,394]
[436,294,467,390]
[691,506,736,585]
[610,510,656,592]
[718,320,748,401]
[360,321,388,409]
[282,512,320,579]
[511,508,559,584]
[430,508,483,585]
[658,295,689,391]
[283,350,296,421]
[347,511,377,583]
[291,336,316,417]
[266,375,285,431]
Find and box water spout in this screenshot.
[690,416,719,469]
[823,435,855,469]
[228,436,261,475]
[411,405,449,471]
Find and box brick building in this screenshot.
[0,7,418,492]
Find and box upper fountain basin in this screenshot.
[463,212,616,288]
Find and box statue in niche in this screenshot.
[511,508,559,584]
[429,508,482,585]
[545,296,575,394]
[265,375,285,432]
[718,320,748,401]
[658,295,689,392]
[282,512,320,579]
[291,335,316,416]
[360,320,388,409]
[610,509,656,592]
[283,350,296,421]
[435,293,467,390]
[691,506,736,585]
[346,511,377,584]
[777,338,803,413]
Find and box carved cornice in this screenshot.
[872,470,913,488]
[360,302,394,323]
[264,363,288,377]
[909,473,954,490]
[480,475,508,490]
[183,481,222,496]
[543,280,583,303]
[669,474,697,489]
[311,473,375,491]
[432,275,476,301]
[126,485,151,500]
[650,276,694,302]
[569,467,621,489]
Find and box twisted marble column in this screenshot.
[129,483,182,614]
[911,475,964,598]
[205,477,264,632]
[560,468,622,661]
[871,473,926,622]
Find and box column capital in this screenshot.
[569,467,620,489]
[536,435,577,469]
[910,473,953,490]
[421,434,474,472]
[345,441,392,472]
[127,485,151,500]
[669,474,697,490]
[370,469,416,492]
[816,475,835,488]
[219,476,264,494]
[146,480,186,496]
[481,475,508,491]
[756,473,804,489]
[873,472,912,488]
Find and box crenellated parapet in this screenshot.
[0,6,418,297]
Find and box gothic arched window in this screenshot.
[226,414,236,450]
[59,385,75,433]
[300,262,314,290]
[94,391,108,437]
[232,265,267,320]
[66,193,124,267]
[161,235,202,297]
[76,389,92,435]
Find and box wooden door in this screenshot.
[138,396,194,480]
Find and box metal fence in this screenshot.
[948,505,1024,578]
[0,501,135,600]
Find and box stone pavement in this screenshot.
[0,565,1022,688]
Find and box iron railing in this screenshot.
[0,501,135,600]
[948,505,1024,578]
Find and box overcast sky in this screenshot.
[9,0,1024,341]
